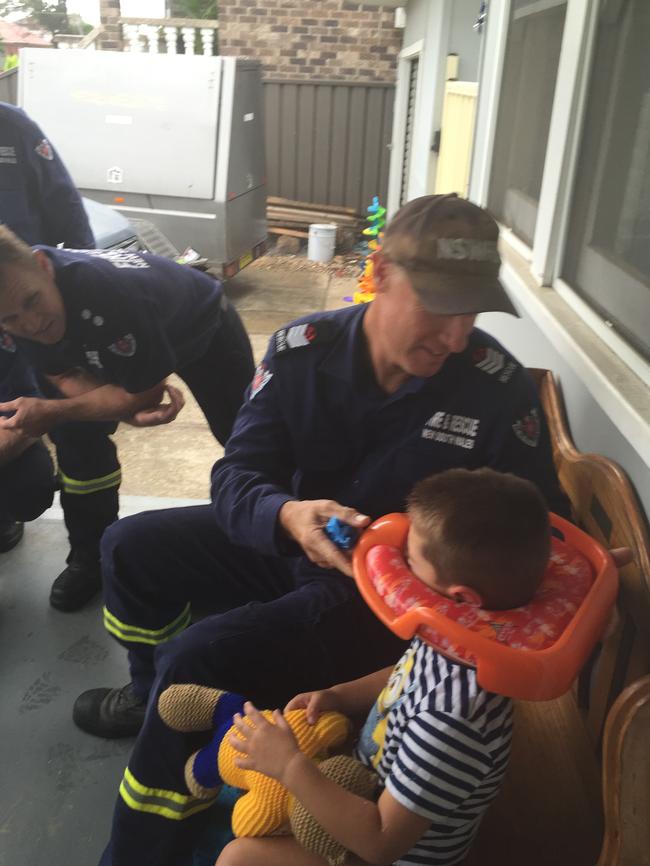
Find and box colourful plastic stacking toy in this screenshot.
[352,196,386,305]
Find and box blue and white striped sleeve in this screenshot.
[385,710,494,821]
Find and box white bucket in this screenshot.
[308,223,337,263]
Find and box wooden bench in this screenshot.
[464,369,650,866]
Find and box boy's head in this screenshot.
[406,468,551,609]
[0,225,66,344]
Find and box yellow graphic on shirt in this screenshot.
[362,644,416,769]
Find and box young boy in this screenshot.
[217,468,551,866]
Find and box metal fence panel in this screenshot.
[264,78,394,213]
[0,68,18,105]
[1,68,394,213]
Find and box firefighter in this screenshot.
[0,102,125,610]
[73,196,571,866]
[0,225,255,609]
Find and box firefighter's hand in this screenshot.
[278,499,370,577]
[124,383,185,427]
[0,396,60,436]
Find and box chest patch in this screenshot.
[108,334,136,358]
[421,411,480,450]
[0,145,17,165]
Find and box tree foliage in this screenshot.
[170,0,218,19]
[0,1,70,37]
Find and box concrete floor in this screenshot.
[0,255,358,866]
[115,260,354,499]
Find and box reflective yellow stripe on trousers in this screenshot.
[119,767,216,820]
[58,468,122,495]
[103,603,191,646]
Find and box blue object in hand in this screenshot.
[324,516,359,551]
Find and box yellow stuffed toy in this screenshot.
[158,685,360,838]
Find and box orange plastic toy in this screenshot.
[352,513,618,701]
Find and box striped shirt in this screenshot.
[354,637,513,865]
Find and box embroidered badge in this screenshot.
[512,408,540,447]
[0,331,16,353]
[0,145,17,165]
[85,349,103,370]
[250,362,272,399]
[421,411,480,450]
[473,346,505,376]
[35,139,54,161]
[275,323,316,354]
[108,334,136,357]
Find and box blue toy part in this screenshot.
[324,517,359,551]
[191,692,247,790]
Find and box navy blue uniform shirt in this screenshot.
[15,247,226,393]
[212,304,568,569]
[0,103,94,248]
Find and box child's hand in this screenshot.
[229,702,302,782]
[284,688,342,724]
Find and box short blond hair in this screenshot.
[0,224,37,270]
[407,468,551,609]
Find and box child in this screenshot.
[216,468,551,866]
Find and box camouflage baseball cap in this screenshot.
[382,194,518,316]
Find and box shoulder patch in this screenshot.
[0,332,16,353]
[273,320,338,356]
[512,408,540,447]
[35,138,54,161]
[250,362,272,399]
[108,334,137,358]
[472,345,518,383]
[275,323,317,354]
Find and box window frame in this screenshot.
[470,0,650,389]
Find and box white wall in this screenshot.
[479,310,650,518]
[388,0,482,213]
[449,1,481,81]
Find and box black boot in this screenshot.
[73,682,147,738]
[50,554,102,612]
[0,521,24,553]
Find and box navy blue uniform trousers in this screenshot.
[99,505,407,866]
[0,439,55,523]
[0,417,118,562]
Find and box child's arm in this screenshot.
[231,703,431,866]
[286,666,394,723]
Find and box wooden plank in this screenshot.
[267,196,359,216]
[267,228,309,238]
[267,208,358,226]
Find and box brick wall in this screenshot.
[218,1,402,82]
[98,0,124,51]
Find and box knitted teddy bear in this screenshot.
[158,684,378,865]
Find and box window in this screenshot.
[487,0,567,246]
[562,0,650,361]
